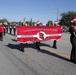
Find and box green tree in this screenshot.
[0,18,9,24]
[59,11,76,27]
[23,18,26,22]
[10,21,17,25]
[18,21,22,25]
[46,20,53,26]
[30,18,33,26]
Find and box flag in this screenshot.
[23,18,26,22]
[30,18,32,26]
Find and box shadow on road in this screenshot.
[38,49,70,62]
[6,42,70,63]
[11,39,17,42]
[6,43,20,50]
[6,42,52,50]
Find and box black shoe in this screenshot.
[52,46,57,49]
[35,46,40,50]
[38,47,40,50]
[20,48,24,52]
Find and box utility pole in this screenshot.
[57,8,59,21]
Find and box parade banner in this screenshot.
[17,26,62,42]
[0,25,4,33]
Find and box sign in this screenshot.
[17,26,62,42]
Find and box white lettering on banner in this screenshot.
[17,31,62,40]
[23,28,59,32]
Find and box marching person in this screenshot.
[35,21,40,50]
[6,25,8,33]
[0,24,3,41]
[69,16,76,64]
[9,25,12,34]
[52,21,59,49]
[13,24,16,36]
[3,25,6,35]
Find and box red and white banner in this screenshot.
[17,26,62,42]
[0,25,4,33]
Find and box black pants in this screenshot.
[53,40,57,49]
[35,42,40,49]
[0,33,3,41]
[4,28,6,35]
[10,28,12,34]
[13,28,16,36]
[70,36,76,63]
[6,28,8,33]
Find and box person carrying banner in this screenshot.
[35,20,40,50]
[52,21,59,49]
[69,16,76,64]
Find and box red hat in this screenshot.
[71,16,76,22]
[54,21,58,24]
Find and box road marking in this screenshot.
[40,46,70,59]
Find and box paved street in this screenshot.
[0,32,76,75]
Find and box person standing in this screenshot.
[69,16,76,64]
[6,25,8,33]
[52,21,59,49]
[9,25,12,34]
[0,24,3,41]
[13,24,16,36]
[35,21,40,50]
[3,25,6,35]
